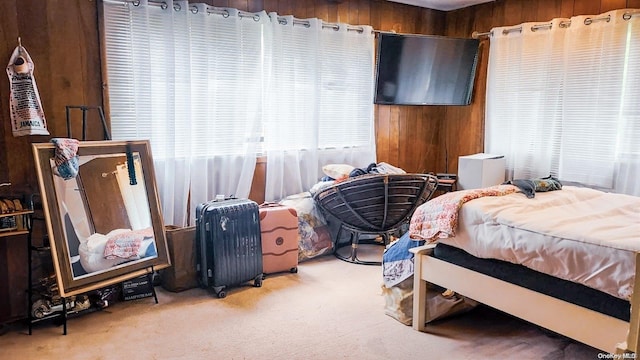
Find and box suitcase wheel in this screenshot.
[290,267,298,273]
[213,286,226,299]
[254,275,263,287]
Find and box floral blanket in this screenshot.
[103,227,154,260]
[383,185,518,287]
[409,185,518,242]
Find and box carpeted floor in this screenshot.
[0,250,603,359]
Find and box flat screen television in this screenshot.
[374,33,480,106]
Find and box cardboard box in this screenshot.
[457,153,506,190]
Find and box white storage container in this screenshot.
[457,153,506,190]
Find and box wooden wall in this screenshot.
[0,0,103,324]
[0,0,637,323]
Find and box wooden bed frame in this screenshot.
[410,243,640,355]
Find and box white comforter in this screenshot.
[441,186,640,300]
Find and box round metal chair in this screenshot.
[313,173,438,265]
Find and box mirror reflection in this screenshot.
[51,152,157,279]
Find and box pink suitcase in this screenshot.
[259,203,299,275]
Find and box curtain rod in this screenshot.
[472,10,640,39]
[129,0,394,35]
[124,1,426,36]
[202,5,368,33]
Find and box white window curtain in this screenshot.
[263,15,376,202]
[102,0,376,225]
[486,9,640,196]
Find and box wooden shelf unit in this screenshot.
[0,209,34,238]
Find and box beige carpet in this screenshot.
[1,250,603,359]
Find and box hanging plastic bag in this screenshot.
[6,41,49,136]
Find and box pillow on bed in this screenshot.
[533,175,562,193]
[322,164,354,180]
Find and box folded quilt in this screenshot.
[383,185,518,287]
[409,184,518,242]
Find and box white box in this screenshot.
[457,153,506,190]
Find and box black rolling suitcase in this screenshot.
[196,198,263,298]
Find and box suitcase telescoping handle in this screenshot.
[259,202,281,208]
[213,194,237,202]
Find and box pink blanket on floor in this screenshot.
[409,185,518,242]
[103,227,154,260]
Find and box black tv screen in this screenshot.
[374,33,480,106]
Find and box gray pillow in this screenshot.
[503,175,562,198]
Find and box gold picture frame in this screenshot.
[33,140,170,297]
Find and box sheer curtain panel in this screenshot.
[102,1,375,224]
[186,5,263,220]
[486,9,640,196]
[263,16,375,202]
[102,0,192,227]
[103,1,261,226]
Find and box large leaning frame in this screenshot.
[33,140,170,297]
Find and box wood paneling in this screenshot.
[603,0,629,11]
[0,0,18,184]
[0,0,102,190]
[0,233,28,322]
[0,0,636,323]
[573,0,602,15]
[0,0,103,323]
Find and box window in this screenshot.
[486,11,640,196]
[101,1,376,224]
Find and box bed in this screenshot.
[402,184,640,354]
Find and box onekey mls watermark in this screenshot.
[598,353,637,359]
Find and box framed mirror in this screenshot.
[33,140,170,297]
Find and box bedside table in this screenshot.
[437,178,457,192]
[434,173,457,195]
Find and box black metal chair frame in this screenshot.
[313,173,438,265]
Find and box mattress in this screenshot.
[432,243,630,321]
[440,186,640,300]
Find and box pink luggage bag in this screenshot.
[259,203,299,275]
